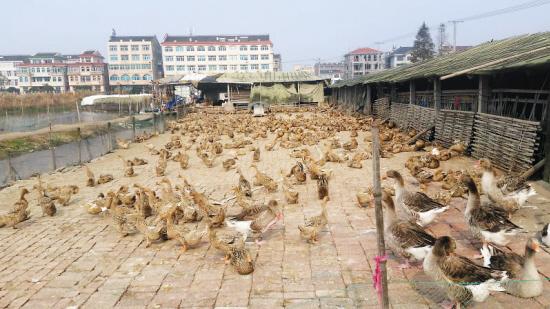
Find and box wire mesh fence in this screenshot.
[0,112,175,186]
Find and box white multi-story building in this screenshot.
[67,51,109,92]
[344,47,386,79]
[107,35,163,92]
[16,53,69,93]
[387,47,413,68]
[161,34,274,76]
[0,55,29,90]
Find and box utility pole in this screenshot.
[449,20,463,52]
[316,58,321,76]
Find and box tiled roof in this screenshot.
[163,34,270,43]
[109,35,157,42]
[393,46,413,54]
[0,55,30,62]
[347,47,381,55]
[32,52,62,58]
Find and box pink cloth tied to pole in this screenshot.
[372,255,388,302]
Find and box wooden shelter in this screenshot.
[331,32,550,178]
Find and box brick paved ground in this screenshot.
[1,111,549,308]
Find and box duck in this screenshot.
[317,173,329,200]
[478,158,536,215]
[165,207,205,252]
[225,200,283,243]
[85,166,96,187]
[227,244,255,275]
[462,175,522,247]
[11,188,30,213]
[386,170,448,226]
[207,223,246,259]
[222,157,237,170]
[133,214,165,247]
[536,223,550,247]
[480,238,542,298]
[48,185,79,206]
[298,225,321,244]
[303,197,328,227]
[86,193,109,215]
[356,190,372,208]
[282,174,299,204]
[0,207,30,229]
[431,236,506,308]
[97,173,114,184]
[382,193,435,269]
[288,162,307,183]
[116,138,130,149]
[252,147,260,162]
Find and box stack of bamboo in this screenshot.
[471,113,541,173]
[435,110,476,149]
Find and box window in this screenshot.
[142,63,151,69]
[176,46,184,52]
[131,45,139,51]
[187,65,196,72]
[143,55,151,61]
[186,46,194,51]
[165,56,174,62]
[396,55,404,61]
[131,74,139,80]
[208,46,216,51]
[261,45,269,51]
[176,65,185,71]
[240,64,248,71]
[166,65,174,71]
[197,46,205,51]
[250,64,259,70]
[121,55,129,61]
[132,55,140,61]
[187,56,195,61]
[261,55,269,60]
[250,46,258,51]
[143,74,152,80]
[109,45,117,52]
[142,45,150,51]
[240,46,248,51]
[121,74,130,81]
[229,65,237,71]
[110,55,118,61]
[218,46,226,51]
[219,65,227,71]
[120,45,128,51]
[197,55,206,61]
[208,55,216,61]
[208,65,217,71]
[261,64,270,70]
[218,55,227,61]
[197,65,206,72]
[164,46,173,52]
[109,64,118,70]
[229,55,238,61]
[373,54,377,61]
[176,56,185,62]
[250,55,258,60]
[240,55,248,61]
[374,63,378,69]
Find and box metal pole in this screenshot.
[132,116,136,141]
[7,151,16,182]
[49,123,56,170]
[107,122,112,152]
[77,127,82,165]
[371,126,389,309]
[75,100,81,122]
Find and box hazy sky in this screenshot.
[2,0,549,68]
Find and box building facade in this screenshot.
[16,53,69,93]
[161,35,274,77]
[314,62,345,80]
[292,64,314,74]
[387,47,413,68]
[344,47,386,79]
[107,35,163,92]
[273,54,282,72]
[67,51,109,92]
[0,55,29,90]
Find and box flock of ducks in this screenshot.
[1,108,548,308]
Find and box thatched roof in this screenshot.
[332,32,550,88]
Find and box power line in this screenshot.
[458,0,550,22]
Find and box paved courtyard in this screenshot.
[1,111,549,308]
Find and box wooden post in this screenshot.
[160,112,165,134]
[409,80,416,105]
[434,78,442,114]
[371,126,389,309]
[478,75,491,113]
[49,123,56,170]
[107,122,112,152]
[132,116,137,141]
[77,127,82,165]
[364,84,372,115]
[390,84,397,102]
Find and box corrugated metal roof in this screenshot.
[332,32,550,88]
